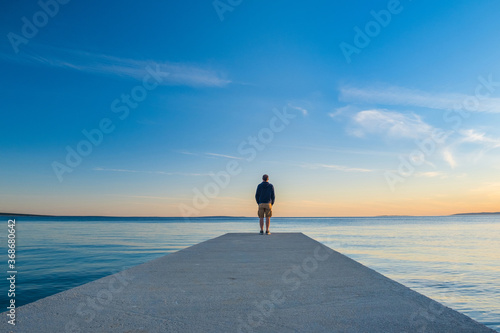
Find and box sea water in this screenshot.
[0,215,498,331]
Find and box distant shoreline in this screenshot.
[2,212,500,218]
[0,212,55,217]
[452,212,500,216]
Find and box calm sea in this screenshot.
[1,215,499,331]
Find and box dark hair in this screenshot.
[262,174,269,181]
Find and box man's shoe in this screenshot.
[266,230,271,235]
[260,230,264,235]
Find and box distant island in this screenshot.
[0,212,54,217]
[452,212,500,216]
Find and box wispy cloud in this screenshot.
[328,105,356,119]
[452,129,500,162]
[351,109,433,139]
[339,84,500,173]
[415,171,466,179]
[110,194,180,200]
[328,110,342,118]
[93,167,209,176]
[177,150,199,156]
[176,151,244,160]
[350,109,468,169]
[442,149,456,169]
[1,45,230,87]
[288,104,309,116]
[459,129,500,147]
[415,171,447,178]
[340,85,500,113]
[302,163,372,173]
[418,128,500,170]
[470,181,500,194]
[205,152,243,160]
[276,144,397,157]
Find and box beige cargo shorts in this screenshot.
[258,203,272,218]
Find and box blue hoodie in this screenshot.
[255,182,275,205]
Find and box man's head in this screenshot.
[262,174,269,182]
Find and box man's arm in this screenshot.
[271,185,275,205]
[255,185,261,204]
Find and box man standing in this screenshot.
[255,174,275,235]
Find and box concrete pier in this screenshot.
[2,233,495,332]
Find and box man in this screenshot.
[255,174,275,235]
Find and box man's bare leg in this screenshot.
[260,217,264,232]
[266,217,270,232]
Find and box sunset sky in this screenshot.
[2,0,500,216]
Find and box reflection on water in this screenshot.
[0,215,498,331]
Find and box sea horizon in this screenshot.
[3,211,500,218]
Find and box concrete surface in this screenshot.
[1,233,495,332]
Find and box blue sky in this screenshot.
[2,0,500,216]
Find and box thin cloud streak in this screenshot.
[93,167,209,176]
[176,151,244,160]
[177,150,199,156]
[276,144,397,157]
[302,163,372,173]
[453,129,500,163]
[415,171,447,178]
[288,104,309,116]
[470,181,500,193]
[442,148,456,169]
[110,194,180,200]
[415,171,466,179]
[328,105,356,119]
[1,45,230,87]
[340,86,500,113]
[459,129,500,147]
[205,153,243,160]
